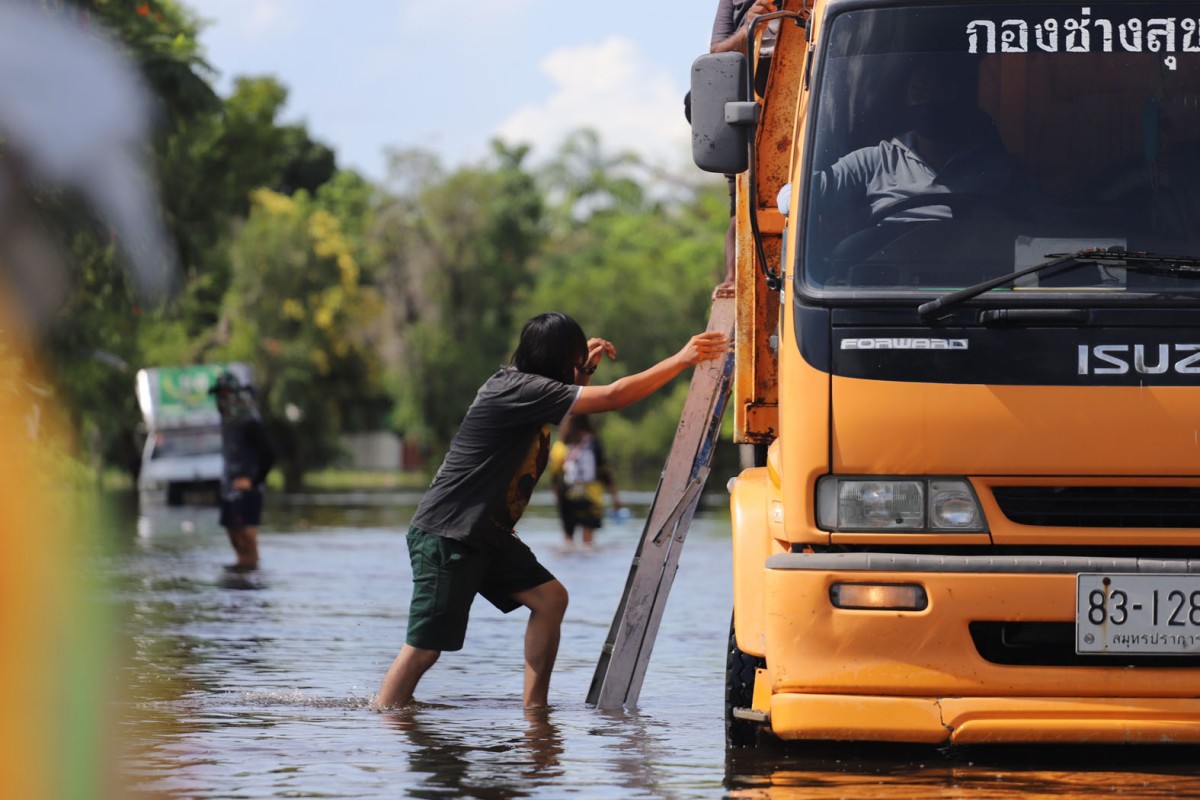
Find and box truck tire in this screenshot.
[726,615,767,748]
[166,483,184,507]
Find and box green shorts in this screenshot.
[404,525,556,652]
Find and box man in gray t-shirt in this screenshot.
[812,60,1040,239]
[410,368,578,550]
[376,312,728,710]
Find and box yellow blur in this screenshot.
[0,305,115,798]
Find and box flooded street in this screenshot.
[108,494,1200,799]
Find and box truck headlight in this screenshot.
[817,477,985,532]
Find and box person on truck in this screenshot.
[211,372,275,573]
[374,312,727,710]
[707,0,779,290]
[810,59,1041,241]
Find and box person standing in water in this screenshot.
[210,372,275,572]
[376,312,727,709]
[550,414,622,549]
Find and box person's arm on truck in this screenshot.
[710,0,775,54]
[570,331,728,415]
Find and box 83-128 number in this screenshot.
[1076,573,1200,654]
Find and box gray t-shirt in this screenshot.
[410,368,580,548]
[816,123,1033,224]
[711,0,744,48]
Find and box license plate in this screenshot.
[1076,574,1200,654]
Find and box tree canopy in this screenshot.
[12,0,730,489]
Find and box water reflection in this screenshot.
[383,705,567,798]
[725,742,1200,799]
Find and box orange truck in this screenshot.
[691,0,1200,746]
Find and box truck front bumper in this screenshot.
[760,553,1200,744]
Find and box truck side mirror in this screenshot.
[690,52,757,174]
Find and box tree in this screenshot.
[162,75,338,338]
[219,183,386,490]
[377,142,545,453]
[519,133,732,484]
[24,0,219,477]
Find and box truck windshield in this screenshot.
[801,2,1200,297]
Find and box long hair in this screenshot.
[511,312,588,385]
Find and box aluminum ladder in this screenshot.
[586,292,736,708]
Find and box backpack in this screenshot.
[562,435,598,487]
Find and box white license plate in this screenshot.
[1076,574,1200,654]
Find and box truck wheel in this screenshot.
[726,615,766,748]
[166,483,184,506]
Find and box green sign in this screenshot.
[155,365,226,422]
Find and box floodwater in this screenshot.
[107,493,1200,799]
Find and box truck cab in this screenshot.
[693,0,1200,746]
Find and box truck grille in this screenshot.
[992,487,1200,528]
[970,622,1200,667]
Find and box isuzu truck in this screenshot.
[692,0,1200,746]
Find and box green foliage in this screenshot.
[15,0,218,479]
[23,0,738,495]
[379,142,545,450]
[161,75,338,334]
[517,142,729,481]
[67,0,221,128]
[219,186,387,490]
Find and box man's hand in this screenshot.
[585,337,616,372]
[711,0,779,53]
[677,331,730,366]
[232,476,253,491]
[745,0,777,27]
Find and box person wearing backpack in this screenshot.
[550,414,622,549]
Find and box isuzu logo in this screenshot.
[1078,344,1200,375]
[841,338,968,350]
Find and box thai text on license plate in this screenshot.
[1076,573,1200,655]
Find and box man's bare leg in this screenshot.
[376,644,440,709]
[512,579,569,708]
[225,525,259,570]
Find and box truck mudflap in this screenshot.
[757,551,1200,744]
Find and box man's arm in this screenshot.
[570,332,728,415]
[711,0,775,54]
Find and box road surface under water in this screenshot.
[107,494,1200,799]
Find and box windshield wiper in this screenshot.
[917,248,1200,319]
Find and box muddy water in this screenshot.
[108,495,1200,799]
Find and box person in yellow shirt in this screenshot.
[549,414,622,549]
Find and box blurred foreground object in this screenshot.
[0,0,179,328]
[0,3,179,798]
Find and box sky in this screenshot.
[185,0,718,184]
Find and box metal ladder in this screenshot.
[586,293,736,708]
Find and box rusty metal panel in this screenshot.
[733,0,808,444]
